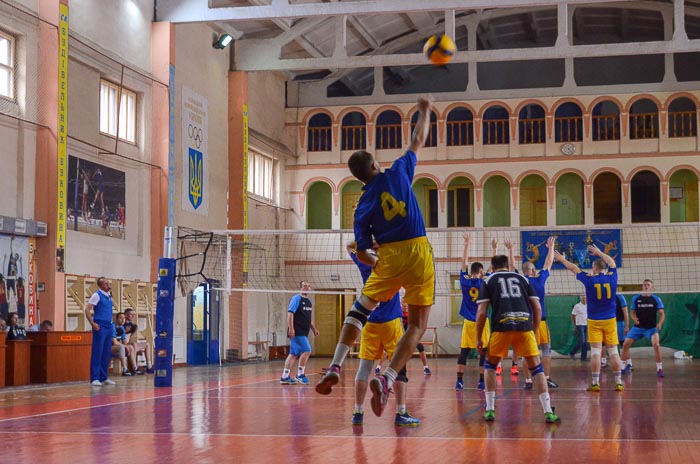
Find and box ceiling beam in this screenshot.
[234,37,700,71]
[348,16,381,49]
[156,0,639,23]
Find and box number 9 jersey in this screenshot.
[576,268,618,320]
[353,151,426,250]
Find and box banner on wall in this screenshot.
[181,86,208,216]
[56,2,69,272]
[520,229,622,270]
[67,155,126,239]
[0,236,29,323]
[27,237,36,327]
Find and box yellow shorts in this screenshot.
[359,318,403,361]
[362,236,435,307]
[587,318,619,345]
[534,320,551,345]
[461,319,491,349]
[487,331,539,359]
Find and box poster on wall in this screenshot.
[67,155,126,239]
[520,229,622,270]
[181,85,209,216]
[0,236,29,323]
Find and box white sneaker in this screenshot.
[90,380,103,386]
[102,379,116,385]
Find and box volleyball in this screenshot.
[423,34,456,65]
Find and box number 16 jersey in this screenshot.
[477,271,538,333]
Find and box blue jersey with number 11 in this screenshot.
[353,151,426,250]
[576,268,618,320]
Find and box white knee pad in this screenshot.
[590,347,602,357]
[607,345,619,357]
[354,359,374,382]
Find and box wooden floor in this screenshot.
[0,356,699,463]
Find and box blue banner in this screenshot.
[521,229,622,269]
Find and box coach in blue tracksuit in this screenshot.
[85,277,116,386]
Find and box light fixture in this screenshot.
[213,33,233,50]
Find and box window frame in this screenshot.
[0,30,15,100]
[247,149,275,202]
[99,79,137,144]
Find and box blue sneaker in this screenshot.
[524,381,533,390]
[477,379,485,391]
[455,378,464,390]
[621,364,632,374]
[351,412,364,425]
[657,369,664,378]
[375,366,381,375]
[423,366,432,375]
[296,374,310,385]
[395,412,420,427]
[280,376,297,385]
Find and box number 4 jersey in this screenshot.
[576,268,618,320]
[477,271,539,332]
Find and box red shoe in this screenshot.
[510,365,519,376]
[315,365,340,395]
[369,375,391,417]
[496,365,502,376]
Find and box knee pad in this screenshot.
[590,347,602,357]
[344,300,372,330]
[606,345,619,357]
[528,363,545,377]
[354,359,374,382]
[457,348,471,366]
[540,344,552,357]
[484,360,497,371]
[397,366,408,383]
[416,343,425,353]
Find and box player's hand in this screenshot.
[92,322,100,331]
[288,330,295,338]
[624,327,629,335]
[476,340,485,356]
[587,245,601,255]
[313,328,319,337]
[490,237,498,251]
[546,236,555,248]
[417,96,433,112]
[463,232,470,243]
[504,239,514,250]
[656,324,662,332]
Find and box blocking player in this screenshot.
[316,96,435,421]
[621,279,666,377]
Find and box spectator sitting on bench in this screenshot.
[113,312,141,376]
[6,313,27,340]
[124,308,154,374]
[0,318,6,332]
[27,320,53,332]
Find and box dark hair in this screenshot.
[491,254,509,270]
[40,320,53,328]
[470,262,483,275]
[592,258,607,271]
[97,276,106,286]
[124,308,135,314]
[348,150,375,183]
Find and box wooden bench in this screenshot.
[349,326,438,358]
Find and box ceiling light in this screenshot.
[213,33,233,50]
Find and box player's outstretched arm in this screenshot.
[346,240,357,257]
[356,249,378,268]
[542,236,556,271]
[461,233,471,273]
[554,250,581,274]
[407,96,433,155]
[504,239,516,272]
[588,244,616,268]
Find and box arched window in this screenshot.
[519,174,547,226]
[483,175,511,227]
[669,169,699,222]
[412,178,438,228]
[591,100,620,141]
[341,112,367,150]
[340,180,363,229]
[593,172,622,224]
[668,97,697,138]
[631,170,661,223]
[446,107,474,146]
[555,102,583,142]
[307,113,332,152]
[410,110,438,147]
[518,104,546,144]
[375,110,402,149]
[482,106,509,145]
[306,181,332,229]
[629,99,659,139]
[555,173,584,225]
[447,177,474,227]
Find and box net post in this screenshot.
[226,234,232,293]
[163,226,173,259]
[154,257,176,387]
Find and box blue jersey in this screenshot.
[526,269,550,320]
[353,151,426,250]
[576,268,618,320]
[350,252,402,323]
[459,271,482,321]
[615,294,628,321]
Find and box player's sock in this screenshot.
[282,368,291,378]
[656,362,663,371]
[146,361,152,369]
[297,366,306,376]
[485,392,496,410]
[457,372,464,381]
[354,405,363,414]
[330,343,351,368]
[397,405,407,415]
[614,371,622,384]
[384,367,398,390]
[538,392,553,414]
[592,373,600,385]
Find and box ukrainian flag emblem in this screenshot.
[188,148,203,209]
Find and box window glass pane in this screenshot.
[247,156,254,193]
[0,38,9,66]
[100,83,109,132]
[456,188,470,226]
[0,68,9,97]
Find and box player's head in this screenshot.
[642,279,654,294]
[125,308,135,320]
[580,294,586,304]
[299,280,312,294]
[116,312,126,325]
[96,276,111,292]
[348,150,380,184]
[491,254,509,271]
[470,262,483,276]
[592,258,607,273]
[39,320,53,332]
[522,261,536,276]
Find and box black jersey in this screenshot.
[630,294,664,329]
[476,271,539,332]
